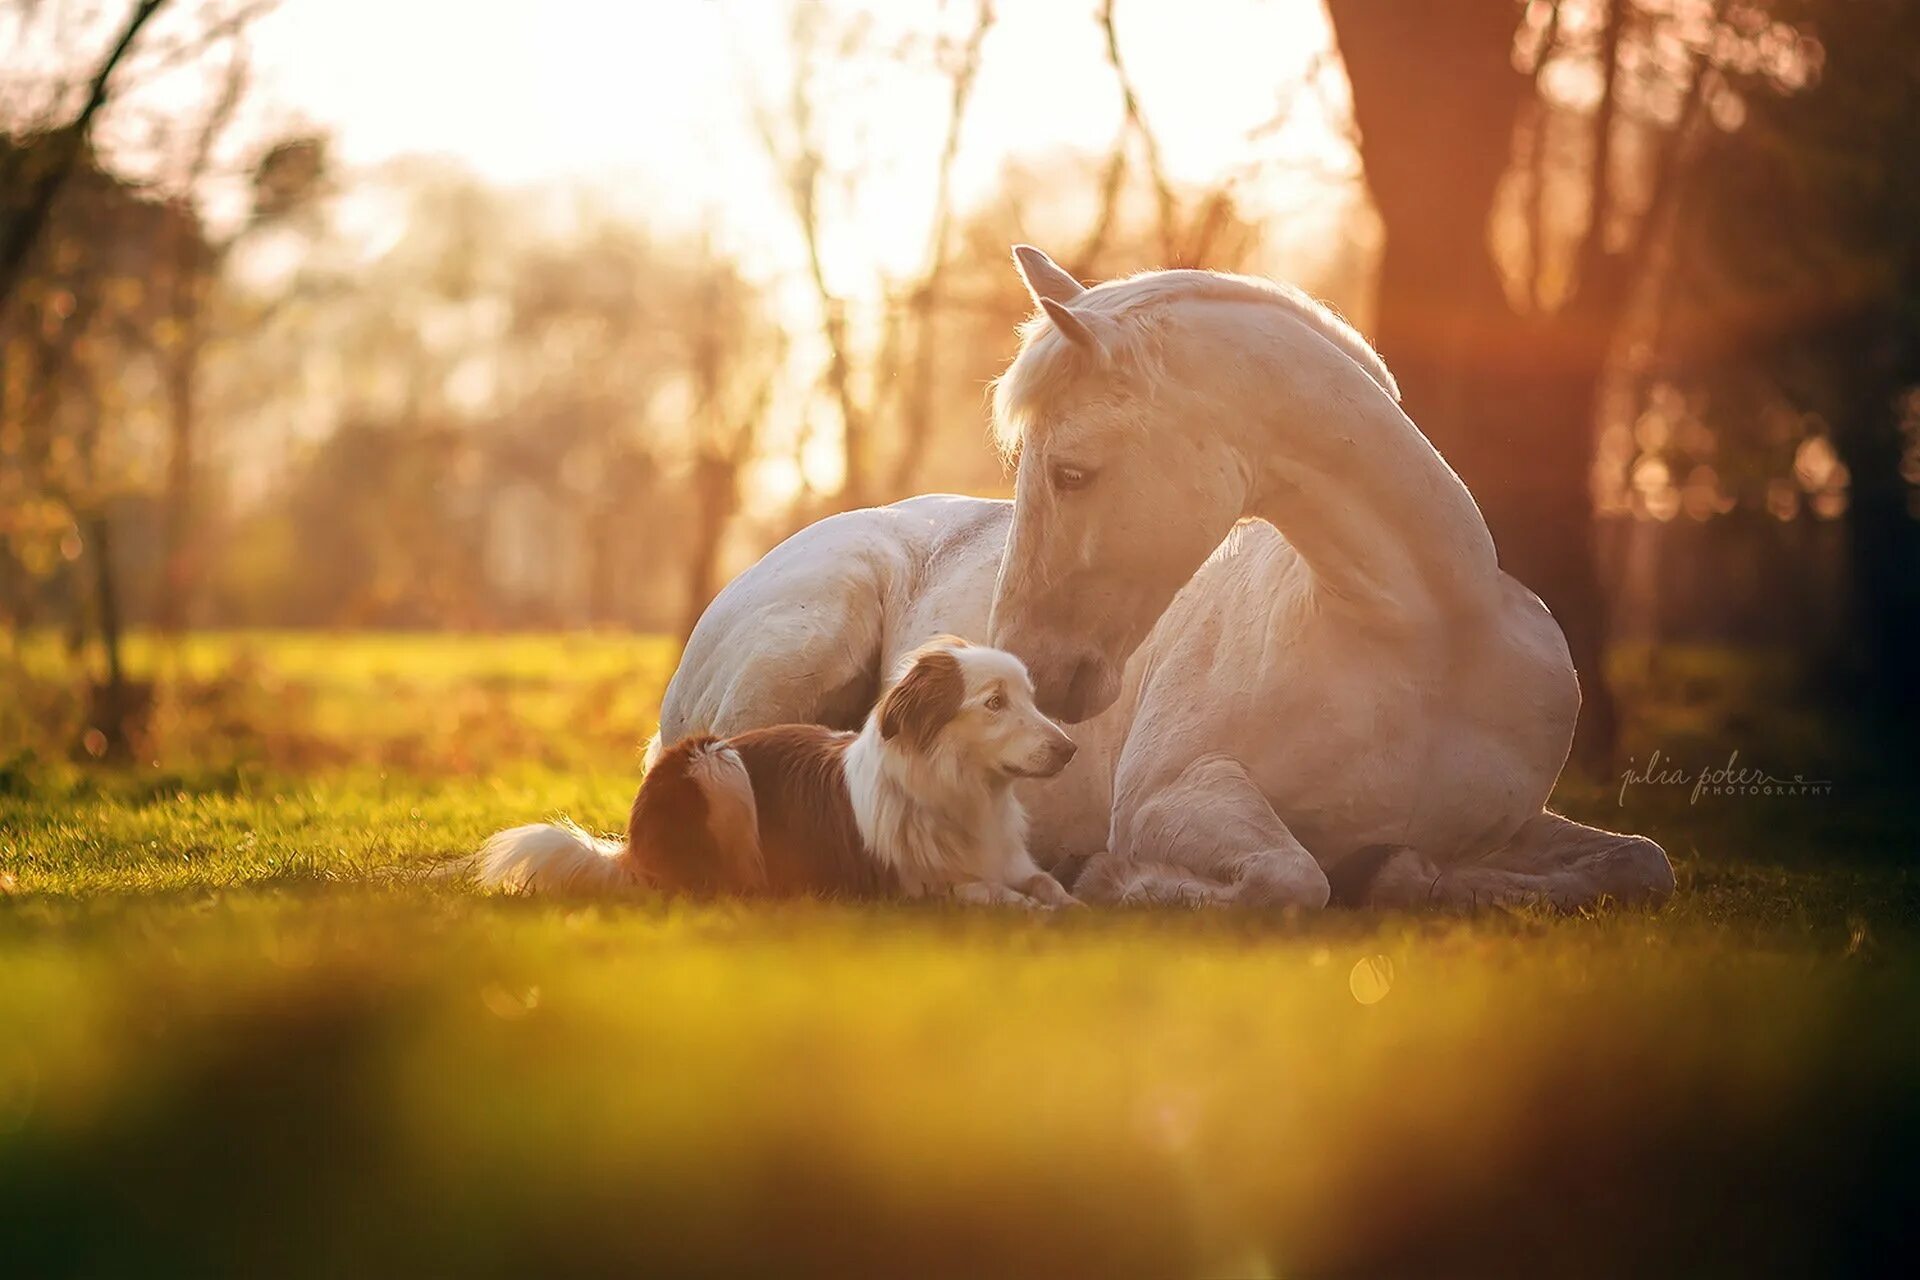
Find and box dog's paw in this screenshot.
[1017,872,1080,909]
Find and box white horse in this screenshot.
[657,247,1674,909]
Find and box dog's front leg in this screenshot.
[1014,871,1081,908]
[950,880,1034,907]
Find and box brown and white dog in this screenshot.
[471,638,1081,906]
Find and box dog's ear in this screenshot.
[878,648,966,750]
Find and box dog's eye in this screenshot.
[984,693,1006,712]
[1050,464,1093,493]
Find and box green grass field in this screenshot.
[2,633,1915,1277]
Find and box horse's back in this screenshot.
[659,496,1009,743]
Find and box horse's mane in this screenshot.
[991,268,1399,458]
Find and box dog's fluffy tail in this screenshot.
[469,736,761,898]
[471,820,643,895]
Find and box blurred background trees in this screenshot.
[2,0,1914,774]
[1326,0,1841,763]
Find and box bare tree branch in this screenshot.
[743,12,871,506]
[156,35,253,634]
[1575,0,1627,292]
[1522,0,1565,309]
[0,0,169,309]
[1097,0,1177,263]
[114,0,275,85]
[182,37,251,190]
[1071,129,1130,276]
[1526,0,1565,85]
[1620,39,1713,288]
[1182,189,1234,267]
[1524,102,1553,312]
[890,0,995,493]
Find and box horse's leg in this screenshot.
[1366,811,1675,911]
[1079,754,1330,908]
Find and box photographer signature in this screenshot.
[1618,749,1833,806]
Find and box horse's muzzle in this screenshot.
[1034,652,1120,724]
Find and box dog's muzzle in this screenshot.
[1015,735,1077,779]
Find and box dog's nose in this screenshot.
[1050,737,1077,767]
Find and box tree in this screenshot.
[745,0,998,510]
[0,137,190,754]
[0,0,169,310]
[143,2,326,632]
[671,243,786,641]
[192,157,786,636]
[1323,0,1766,767]
[902,150,1275,500]
[747,0,1315,511]
[2,0,292,755]
[1659,0,1920,733]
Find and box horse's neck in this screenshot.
[1241,336,1501,624]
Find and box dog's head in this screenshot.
[877,637,1077,780]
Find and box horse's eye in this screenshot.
[1051,464,1093,493]
[985,693,1006,712]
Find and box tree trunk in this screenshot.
[1324,0,1527,454]
[1326,0,1623,768]
[1845,454,1920,734]
[85,511,136,761]
[156,304,201,634]
[1831,355,1920,738]
[1475,288,1628,769]
[679,453,739,644]
[583,500,616,627]
[1490,361,1620,768]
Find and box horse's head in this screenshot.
[986,245,1251,722]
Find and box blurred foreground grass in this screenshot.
[1,632,1915,1276]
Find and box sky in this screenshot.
[229,0,1361,290]
[4,0,1369,500]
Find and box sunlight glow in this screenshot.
[239,0,1353,289]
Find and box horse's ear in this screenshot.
[1012,244,1085,305]
[1040,297,1108,360]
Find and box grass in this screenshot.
[1,632,1916,1277]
